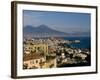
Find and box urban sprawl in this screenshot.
[23,37,90,69]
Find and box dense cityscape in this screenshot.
[23,10,91,69]
[23,37,90,69]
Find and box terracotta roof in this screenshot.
[23,53,45,61]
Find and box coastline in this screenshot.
[23,36,91,69]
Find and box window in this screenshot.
[30,61,32,64]
[40,59,43,62]
[30,60,35,64]
[33,61,34,64]
[36,60,38,63]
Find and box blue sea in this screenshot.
[63,37,91,49]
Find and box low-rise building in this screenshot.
[23,53,46,69]
[24,43,48,55]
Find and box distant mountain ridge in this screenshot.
[23,25,68,38]
[24,25,68,34]
[23,24,90,38]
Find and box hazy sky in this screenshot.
[23,10,90,33]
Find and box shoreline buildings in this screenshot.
[23,38,90,69]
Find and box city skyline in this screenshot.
[23,10,90,34]
[23,10,91,69]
